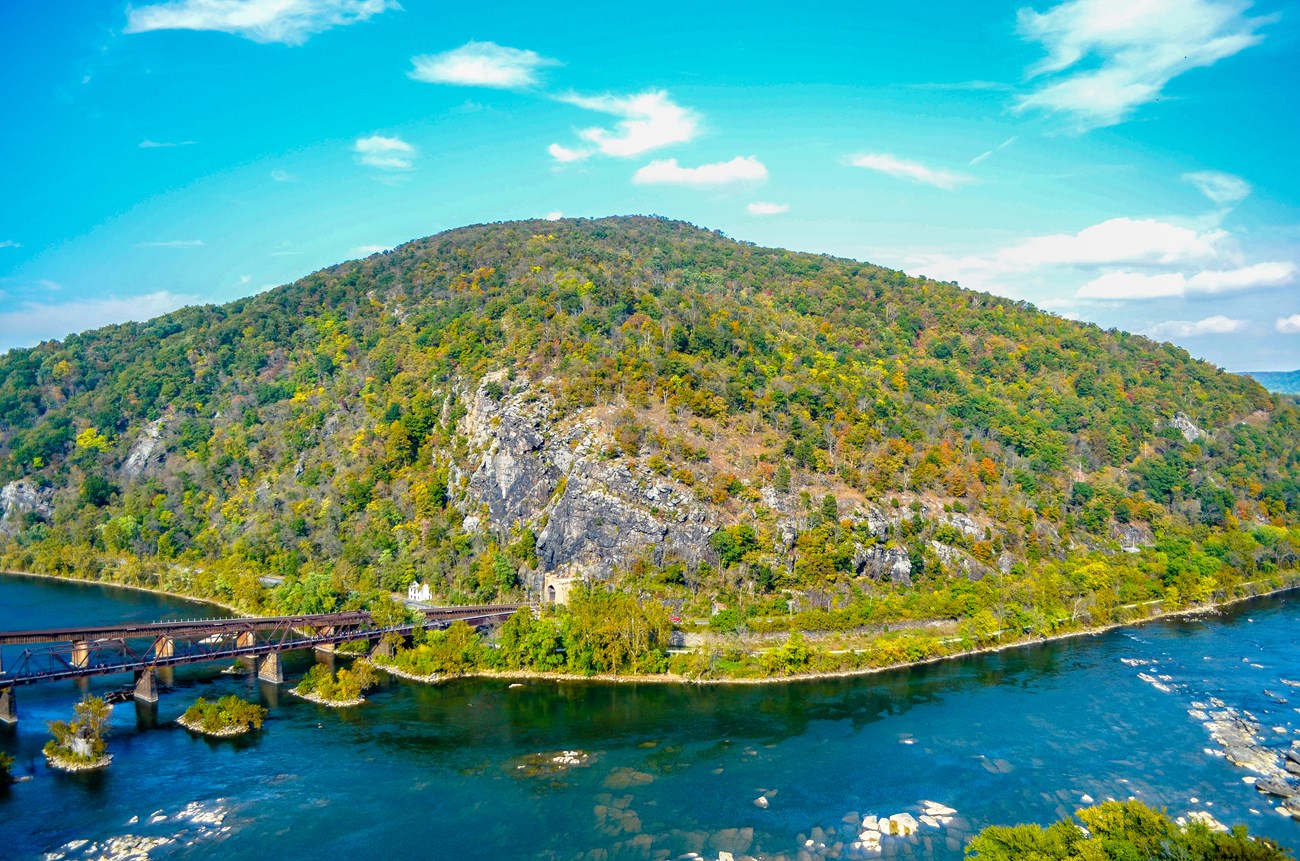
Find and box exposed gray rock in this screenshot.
[939,512,981,538]
[455,376,717,579]
[121,418,167,479]
[1112,523,1154,549]
[1167,411,1205,443]
[852,542,912,586]
[0,479,54,535]
[930,541,989,581]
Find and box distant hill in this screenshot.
[0,216,1297,619]
[1244,370,1300,395]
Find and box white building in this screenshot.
[406,581,432,602]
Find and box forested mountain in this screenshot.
[1,216,1298,631]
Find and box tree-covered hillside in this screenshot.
[1,216,1297,632]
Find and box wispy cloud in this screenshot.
[633,156,767,189]
[1183,169,1251,205]
[354,134,415,170]
[908,80,1013,92]
[1277,314,1300,334]
[550,90,699,162]
[136,239,205,248]
[968,136,1018,166]
[1015,0,1272,130]
[409,41,559,89]
[0,291,197,352]
[352,244,389,256]
[849,153,971,190]
[1146,315,1248,338]
[1078,261,1296,300]
[124,0,396,46]
[139,139,196,148]
[269,169,297,182]
[747,201,789,216]
[912,215,1295,302]
[544,211,564,221]
[0,240,20,249]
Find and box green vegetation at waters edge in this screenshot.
[181,695,267,735]
[0,751,14,785]
[966,799,1294,860]
[1,217,1299,679]
[296,659,379,702]
[44,696,110,766]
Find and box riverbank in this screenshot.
[378,577,1300,688]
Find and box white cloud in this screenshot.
[544,211,564,221]
[0,240,19,249]
[1146,315,1248,337]
[352,245,389,256]
[269,169,296,182]
[354,134,415,170]
[0,291,197,352]
[633,156,768,189]
[849,153,971,190]
[409,41,558,89]
[551,90,699,161]
[139,139,196,148]
[1183,170,1251,205]
[747,201,789,216]
[911,215,1294,304]
[1077,261,1295,299]
[547,143,588,163]
[136,239,205,248]
[1015,0,1271,130]
[1276,314,1300,334]
[968,136,1018,166]
[999,217,1231,269]
[124,0,395,46]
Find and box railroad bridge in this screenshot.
[0,603,525,723]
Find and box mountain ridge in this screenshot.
[0,216,1296,628]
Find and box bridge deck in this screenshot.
[0,604,525,687]
[0,604,523,646]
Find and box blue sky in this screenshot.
[1,0,1297,370]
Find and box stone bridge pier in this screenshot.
[0,687,15,724]
[133,668,159,703]
[258,652,284,684]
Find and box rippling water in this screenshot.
[1,572,1297,859]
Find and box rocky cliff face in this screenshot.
[453,376,716,582]
[452,375,1008,587]
[0,479,54,536]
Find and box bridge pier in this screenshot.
[133,668,159,703]
[71,640,90,669]
[258,652,284,684]
[370,638,395,659]
[153,636,175,659]
[0,688,15,724]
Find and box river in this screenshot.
[0,572,1297,859]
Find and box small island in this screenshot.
[177,695,268,737]
[44,696,112,772]
[292,659,378,707]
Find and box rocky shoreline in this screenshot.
[287,689,365,708]
[175,714,256,738]
[45,752,112,772]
